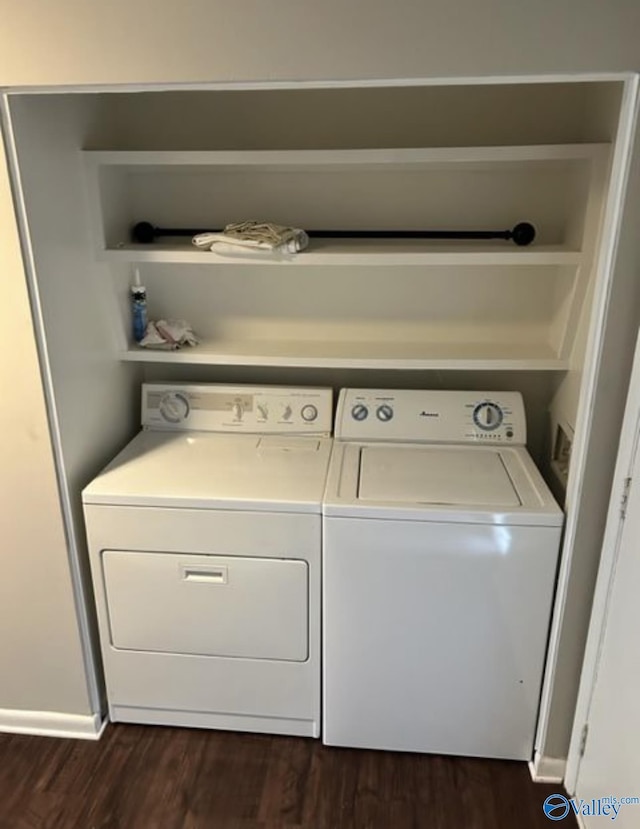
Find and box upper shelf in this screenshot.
[85,143,609,266]
[100,239,583,266]
[85,144,609,169]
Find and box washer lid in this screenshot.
[324,441,563,526]
[358,446,521,507]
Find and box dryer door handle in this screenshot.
[180,564,228,585]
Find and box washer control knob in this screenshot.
[301,404,318,422]
[158,391,190,424]
[351,404,369,421]
[376,404,394,422]
[257,404,269,420]
[232,402,244,422]
[473,402,504,431]
[282,405,293,421]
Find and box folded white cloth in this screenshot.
[193,221,309,255]
[139,319,199,350]
[204,241,301,259]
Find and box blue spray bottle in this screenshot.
[131,267,148,343]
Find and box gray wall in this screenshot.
[0,1,639,84]
[0,132,94,720]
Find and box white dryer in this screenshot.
[82,383,332,737]
[322,388,563,760]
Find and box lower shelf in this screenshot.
[118,340,568,371]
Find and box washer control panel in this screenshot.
[336,389,526,444]
[142,384,333,434]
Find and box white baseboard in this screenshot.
[0,708,107,740]
[529,750,567,783]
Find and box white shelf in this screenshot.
[86,139,607,373]
[87,142,606,264]
[101,240,582,267]
[118,340,568,371]
[86,144,608,169]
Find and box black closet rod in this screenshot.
[131,221,536,247]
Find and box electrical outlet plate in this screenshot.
[551,420,574,488]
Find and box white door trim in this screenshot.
[534,72,640,761]
[1,70,636,97]
[565,328,640,793]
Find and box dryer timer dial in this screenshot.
[473,402,503,431]
[159,391,190,424]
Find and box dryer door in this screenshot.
[102,550,308,661]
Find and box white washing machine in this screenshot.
[82,383,333,737]
[322,388,563,760]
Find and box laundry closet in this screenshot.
[3,76,639,762]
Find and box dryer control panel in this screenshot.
[142,384,333,434]
[335,389,526,445]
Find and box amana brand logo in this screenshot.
[419,411,440,418]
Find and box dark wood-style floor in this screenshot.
[0,724,575,829]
